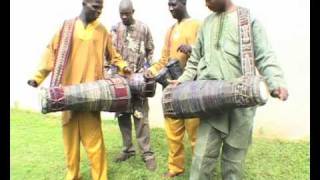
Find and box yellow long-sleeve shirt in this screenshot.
[32,18,127,86]
[149,18,201,75]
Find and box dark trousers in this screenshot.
[117,98,154,159]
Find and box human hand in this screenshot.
[143,69,154,79]
[177,44,192,56]
[168,79,181,88]
[27,80,38,88]
[271,87,289,101]
[123,66,132,77]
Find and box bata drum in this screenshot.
[40,76,131,114]
[155,68,171,88]
[161,7,271,118]
[166,59,183,80]
[162,76,269,118]
[155,59,183,88]
[127,73,157,97]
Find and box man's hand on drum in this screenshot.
[177,44,192,57]
[27,80,38,88]
[271,87,289,101]
[143,69,154,79]
[123,66,132,77]
[168,79,181,87]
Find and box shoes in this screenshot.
[144,156,157,171]
[162,171,183,178]
[114,152,135,163]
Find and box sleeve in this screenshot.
[148,29,171,76]
[105,32,127,73]
[177,24,204,82]
[30,30,61,85]
[110,24,118,48]
[144,26,154,65]
[252,19,287,91]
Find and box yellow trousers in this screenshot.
[62,112,107,180]
[164,116,200,174]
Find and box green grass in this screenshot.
[10,109,309,180]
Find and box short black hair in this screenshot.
[83,0,103,3]
[178,0,187,4]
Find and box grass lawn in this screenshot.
[10,109,309,180]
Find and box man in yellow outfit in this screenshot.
[144,0,201,178]
[27,0,131,179]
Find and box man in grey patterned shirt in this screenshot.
[110,0,156,171]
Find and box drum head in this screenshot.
[258,81,269,103]
[155,68,171,87]
[166,59,180,67]
[39,87,48,114]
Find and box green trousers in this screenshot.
[190,119,248,180]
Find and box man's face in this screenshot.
[205,0,225,12]
[83,0,103,22]
[119,8,134,26]
[168,0,184,19]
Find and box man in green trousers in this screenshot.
[170,0,289,179]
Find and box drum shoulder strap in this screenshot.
[50,17,77,87]
[237,7,256,76]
